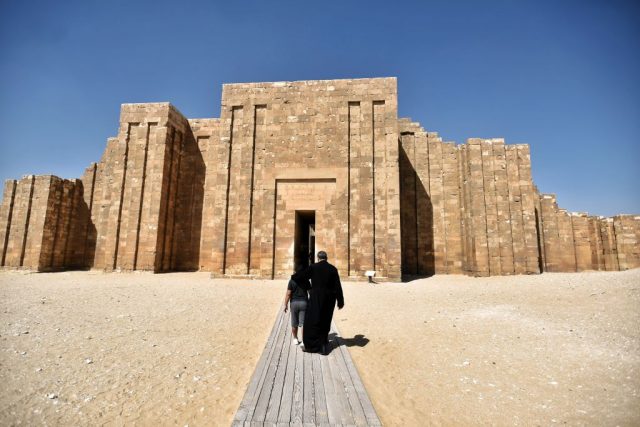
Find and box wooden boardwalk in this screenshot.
[232,309,381,427]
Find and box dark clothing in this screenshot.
[287,278,309,301]
[293,260,344,353]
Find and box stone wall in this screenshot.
[399,124,543,277]
[398,120,640,277]
[537,193,640,272]
[1,77,638,277]
[209,78,402,280]
[83,103,204,272]
[0,175,87,271]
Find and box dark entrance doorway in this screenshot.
[294,210,316,269]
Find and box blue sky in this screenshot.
[1,0,638,216]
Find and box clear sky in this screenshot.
[1,0,638,216]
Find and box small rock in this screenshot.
[84,358,93,364]
[20,351,27,356]
[35,367,43,372]
[22,331,29,335]
[193,376,201,382]
[47,393,58,399]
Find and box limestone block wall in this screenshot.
[613,215,640,270]
[0,175,86,271]
[537,194,640,272]
[399,120,464,276]
[399,123,542,277]
[398,121,640,277]
[462,139,540,276]
[84,103,204,272]
[1,76,638,278]
[211,78,402,280]
[189,118,223,272]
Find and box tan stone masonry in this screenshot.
[1,78,638,277]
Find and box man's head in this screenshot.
[317,251,328,261]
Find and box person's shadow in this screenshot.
[327,332,370,354]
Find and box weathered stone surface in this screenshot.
[1,77,638,277]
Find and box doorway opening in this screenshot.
[294,210,316,270]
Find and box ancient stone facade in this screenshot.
[0,78,638,278]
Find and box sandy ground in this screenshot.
[1,269,639,426]
[335,269,640,426]
[0,272,283,426]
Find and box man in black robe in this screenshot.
[293,251,344,354]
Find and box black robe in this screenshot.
[293,260,344,353]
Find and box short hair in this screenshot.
[317,250,328,260]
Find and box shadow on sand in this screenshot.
[322,332,370,355]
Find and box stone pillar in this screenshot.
[587,215,604,270]
[0,180,17,266]
[492,140,515,274]
[428,133,446,273]
[516,145,541,274]
[442,142,463,274]
[571,213,592,271]
[613,215,640,270]
[463,139,490,276]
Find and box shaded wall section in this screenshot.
[396,118,639,277]
[85,103,204,272]
[0,104,205,272]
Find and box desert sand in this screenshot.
[336,269,640,426]
[0,272,283,426]
[1,269,639,426]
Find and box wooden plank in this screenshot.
[252,309,289,421]
[326,341,357,425]
[329,324,367,425]
[291,337,304,424]
[312,352,329,424]
[302,350,315,424]
[277,328,298,423]
[234,308,285,422]
[320,350,340,425]
[234,312,382,427]
[334,323,382,426]
[265,316,293,422]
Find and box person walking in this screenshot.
[293,251,344,354]
[283,268,309,346]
